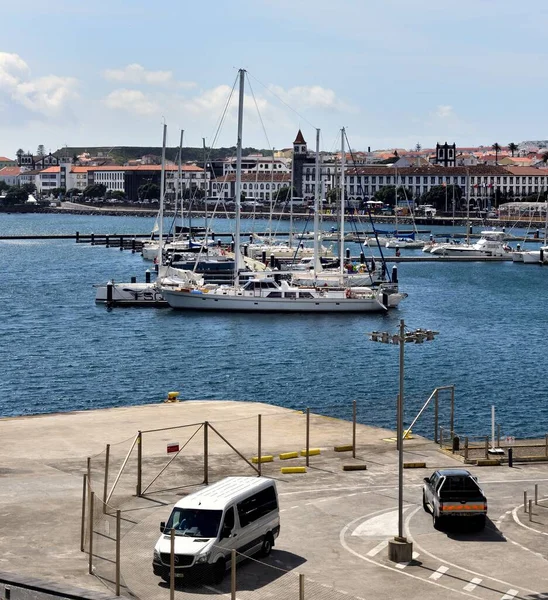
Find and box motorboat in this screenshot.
[520,246,548,264]
[430,231,511,257]
[95,266,204,306]
[385,237,426,249]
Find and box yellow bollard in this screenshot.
[300,448,321,457]
[279,451,299,460]
[165,391,180,403]
[281,466,307,474]
[251,455,273,464]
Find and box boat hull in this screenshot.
[161,289,388,312]
[95,282,167,306]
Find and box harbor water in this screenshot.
[1,212,547,441]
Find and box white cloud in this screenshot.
[0,52,77,116]
[268,84,354,112]
[103,63,195,88]
[436,105,454,118]
[104,89,158,115]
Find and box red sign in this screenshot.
[167,443,179,454]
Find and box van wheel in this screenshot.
[211,558,225,585]
[260,533,274,557]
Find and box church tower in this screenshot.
[292,130,307,197]
[435,142,456,167]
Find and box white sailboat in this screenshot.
[385,170,426,249]
[160,70,404,313]
[95,124,201,305]
[288,128,391,289]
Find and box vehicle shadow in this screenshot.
[159,549,306,593]
[443,517,506,542]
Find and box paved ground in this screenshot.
[1,401,548,600]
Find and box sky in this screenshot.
[2,0,548,158]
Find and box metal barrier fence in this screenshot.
[81,396,507,599]
[438,428,548,462]
[83,491,126,596]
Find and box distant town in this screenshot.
[2,135,548,215]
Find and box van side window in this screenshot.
[237,486,278,528]
[223,507,234,533]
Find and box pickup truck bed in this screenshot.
[423,469,487,530]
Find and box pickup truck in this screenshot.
[423,469,487,530]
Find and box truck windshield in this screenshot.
[166,508,223,538]
[439,476,481,500]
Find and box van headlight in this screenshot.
[153,549,161,562]
[194,552,210,564]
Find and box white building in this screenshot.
[37,166,61,193]
[222,156,290,176]
[165,164,208,198]
[0,166,21,186]
[211,173,291,200]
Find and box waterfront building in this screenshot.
[0,166,21,186]
[210,172,291,201]
[19,169,41,188]
[37,166,61,193]
[222,155,290,176]
[0,156,16,169]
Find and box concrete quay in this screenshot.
[1,400,548,600]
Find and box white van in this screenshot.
[152,477,280,583]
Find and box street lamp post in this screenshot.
[369,319,438,563]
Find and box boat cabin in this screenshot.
[241,278,315,299]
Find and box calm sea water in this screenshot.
[1,212,547,441]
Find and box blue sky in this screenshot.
[2,0,548,158]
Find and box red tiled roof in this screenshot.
[40,166,60,173]
[0,156,14,162]
[86,164,203,172]
[0,166,21,176]
[293,130,306,145]
[504,166,548,175]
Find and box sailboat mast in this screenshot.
[394,166,398,234]
[157,123,167,266]
[466,170,470,245]
[203,137,208,238]
[178,130,183,233]
[339,128,346,275]
[313,128,321,276]
[234,69,245,284]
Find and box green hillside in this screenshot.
[55,146,273,164]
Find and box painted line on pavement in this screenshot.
[500,589,519,600]
[463,578,482,592]
[429,565,449,580]
[405,508,540,596]
[340,508,483,600]
[366,540,388,557]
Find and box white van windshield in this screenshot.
[166,508,223,538]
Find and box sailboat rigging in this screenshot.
[160,70,405,312]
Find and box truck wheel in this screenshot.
[422,492,429,512]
